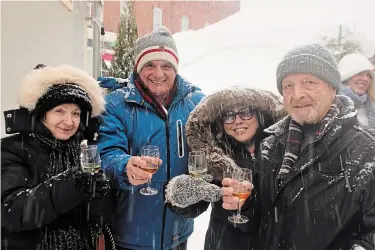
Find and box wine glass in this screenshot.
[188,151,208,179]
[140,145,160,196]
[228,168,252,224]
[81,145,101,174]
[80,145,101,198]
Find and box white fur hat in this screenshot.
[18,65,105,117]
[339,53,375,100]
[338,53,375,82]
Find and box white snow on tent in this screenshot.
[174,0,375,96]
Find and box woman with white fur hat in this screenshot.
[1,65,115,249]
[338,53,375,127]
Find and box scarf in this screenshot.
[340,86,368,105]
[31,132,81,177]
[276,98,341,180]
[133,73,177,120]
[340,86,375,128]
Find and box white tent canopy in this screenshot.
[173,0,375,95]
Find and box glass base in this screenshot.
[140,187,158,196]
[228,214,249,224]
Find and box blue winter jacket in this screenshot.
[97,73,205,250]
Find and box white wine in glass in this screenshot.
[188,151,208,179]
[140,145,160,196]
[80,145,102,198]
[81,145,101,174]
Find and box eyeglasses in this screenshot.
[222,109,255,124]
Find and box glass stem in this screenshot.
[147,177,151,190]
[91,173,96,198]
[237,200,241,218]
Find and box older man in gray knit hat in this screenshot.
[97,26,204,250]
[221,43,375,250]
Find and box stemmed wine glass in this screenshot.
[140,145,160,196]
[80,145,105,244]
[228,168,252,224]
[80,145,101,197]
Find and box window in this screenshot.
[87,39,93,48]
[181,15,189,31]
[153,7,163,31]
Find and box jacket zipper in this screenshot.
[160,118,170,250]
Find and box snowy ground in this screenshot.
[187,206,211,250]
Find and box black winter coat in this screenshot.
[1,130,112,250]
[168,88,285,250]
[256,96,375,250]
[203,145,259,250]
[169,145,259,250]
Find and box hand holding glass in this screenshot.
[228,168,252,224]
[140,145,160,196]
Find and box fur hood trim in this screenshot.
[185,87,286,181]
[18,65,105,117]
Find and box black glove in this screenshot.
[82,117,102,142]
[73,169,110,200]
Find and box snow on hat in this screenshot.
[276,44,341,95]
[134,26,179,73]
[18,65,105,117]
[338,53,375,82]
[33,84,92,119]
[338,53,375,101]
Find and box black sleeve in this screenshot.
[86,191,112,226]
[347,162,375,249]
[1,142,87,232]
[167,200,210,219]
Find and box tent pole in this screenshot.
[93,0,103,79]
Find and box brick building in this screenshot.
[103,1,240,36]
[90,1,239,76]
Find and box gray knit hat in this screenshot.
[134,26,179,73]
[276,44,340,94]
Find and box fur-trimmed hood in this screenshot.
[18,65,105,117]
[185,87,286,182]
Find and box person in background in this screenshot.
[165,87,285,250]
[369,55,375,71]
[338,53,375,128]
[97,26,205,250]
[1,65,114,249]
[222,44,375,250]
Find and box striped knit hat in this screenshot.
[134,26,179,73]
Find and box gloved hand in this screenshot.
[165,175,222,208]
[82,117,101,142]
[73,169,110,200]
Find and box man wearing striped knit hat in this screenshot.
[221,44,375,250]
[97,26,205,250]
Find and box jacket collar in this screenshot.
[264,95,357,140]
[124,73,199,107]
[265,95,359,196]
